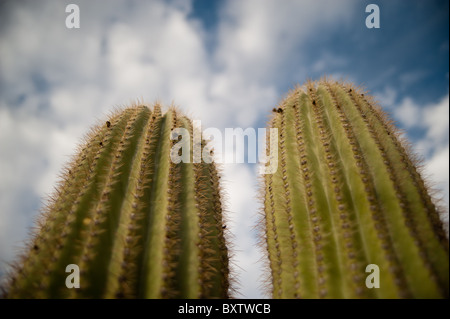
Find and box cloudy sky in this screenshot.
[0,0,448,298]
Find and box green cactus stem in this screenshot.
[262,79,449,299]
[4,104,230,299]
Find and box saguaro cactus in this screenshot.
[262,79,449,298]
[5,104,229,299]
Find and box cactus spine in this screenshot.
[262,79,449,299]
[5,104,229,299]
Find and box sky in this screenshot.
[0,0,448,298]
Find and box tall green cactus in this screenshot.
[262,79,449,299]
[5,104,229,299]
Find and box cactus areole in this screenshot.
[262,79,449,299]
[5,104,230,299]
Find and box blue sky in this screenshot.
[0,0,448,298]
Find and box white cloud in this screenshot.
[393,97,421,128]
[375,86,397,108]
[422,95,449,146]
[393,94,450,148]
[215,0,354,74]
